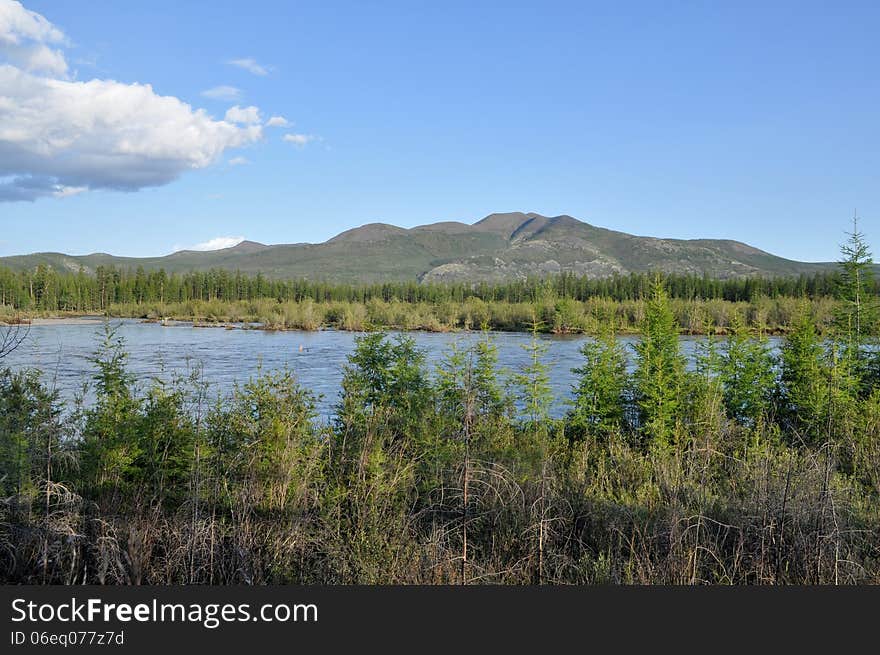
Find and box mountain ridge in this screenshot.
[0,212,846,283]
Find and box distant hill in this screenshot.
[0,212,846,283]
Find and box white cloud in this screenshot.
[227,57,268,76]
[0,3,264,202]
[265,115,289,127]
[201,85,242,101]
[188,236,245,251]
[0,0,68,75]
[52,185,86,198]
[283,133,315,146]
[228,156,249,166]
[0,1,64,43]
[224,105,261,124]
[0,66,263,200]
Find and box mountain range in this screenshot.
[1,212,839,283]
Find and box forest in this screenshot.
[1,264,875,334]
[0,230,877,584]
[0,264,858,311]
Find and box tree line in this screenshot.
[2,263,871,314]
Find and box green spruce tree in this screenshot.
[633,276,685,447]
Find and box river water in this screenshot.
[2,318,781,419]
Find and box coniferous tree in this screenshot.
[79,322,142,500]
[834,217,878,393]
[633,277,685,446]
[835,217,877,347]
[472,328,509,424]
[134,381,196,508]
[569,314,628,439]
[720,313,776,425]
[514,319,552,430]
[780,305,829,443]
[0,369,64,498]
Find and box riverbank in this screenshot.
[5,294,837,335]
[10,312,793,335]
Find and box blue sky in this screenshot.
[1,0,877,261]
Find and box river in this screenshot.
[2,318,781,419]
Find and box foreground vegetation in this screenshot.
[0,265,867,333]
[1,228,877,584]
